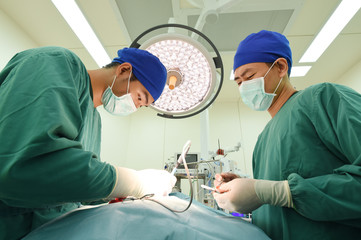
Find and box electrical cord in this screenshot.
[164,145,194,213]
[119,155,193,213]
[141,141,194,213]
[119,143,226,213]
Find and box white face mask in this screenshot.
[238,61,282,111]
[101,71,137,116]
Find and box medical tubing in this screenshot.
[171,153,193,212]
[170,167,177,175]
[147,158,222,212]
[133,141,194,213]
[170,149,189,175]
[146,153,193,213]
[170,158,182,175]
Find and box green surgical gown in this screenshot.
[0,47,116,239]
[252,83,361,239]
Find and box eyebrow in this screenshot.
[234,68,253,81]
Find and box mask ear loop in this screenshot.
[111,69,132,92]
[110,75,117,89]
[264,61,283,94]
[264,61,277,78]
[126,70,132,94]
[273,77,283,94]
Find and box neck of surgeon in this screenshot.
[268,75,297,118]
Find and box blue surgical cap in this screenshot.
[112,48,167,102]
[233,30,292,76]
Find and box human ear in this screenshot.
[276,58,288,78]
[116,63,132,76]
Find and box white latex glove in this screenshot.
[254,180,293,208]
[213,178,263,213]
[214,173,239,187]
[137,169,177,197]
[107,167,176,199]
[213,177,293,213]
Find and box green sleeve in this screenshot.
[288,83,361,227]
[0,47,115,208]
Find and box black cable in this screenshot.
[124,152,194,213]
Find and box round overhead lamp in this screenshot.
[130,24,223,119]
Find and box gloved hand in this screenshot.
[214,173,240,188]
[137,169,177,197]
[213,178,263,213]
[213,173,293,213]
[107,167,176,199]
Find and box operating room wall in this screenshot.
[99,100,271,178]
[235,100,271,177]
[334,58,361,93]
[0,9,38,69]
[97,107,131,167]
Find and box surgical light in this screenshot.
[130,24,223,119]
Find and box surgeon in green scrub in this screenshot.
[213,30,361,239]
[0,47,176,240]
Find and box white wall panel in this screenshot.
[334,59,361,93]
[0,9,37,69]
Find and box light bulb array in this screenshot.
[146,39,212,113]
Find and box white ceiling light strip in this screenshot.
[290,66,312,77]
[299,0,361,63]
[51,0,111,67]
[230,70,235,80]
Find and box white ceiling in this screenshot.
[1,0,361,103]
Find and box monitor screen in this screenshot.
[176,153,199,169]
